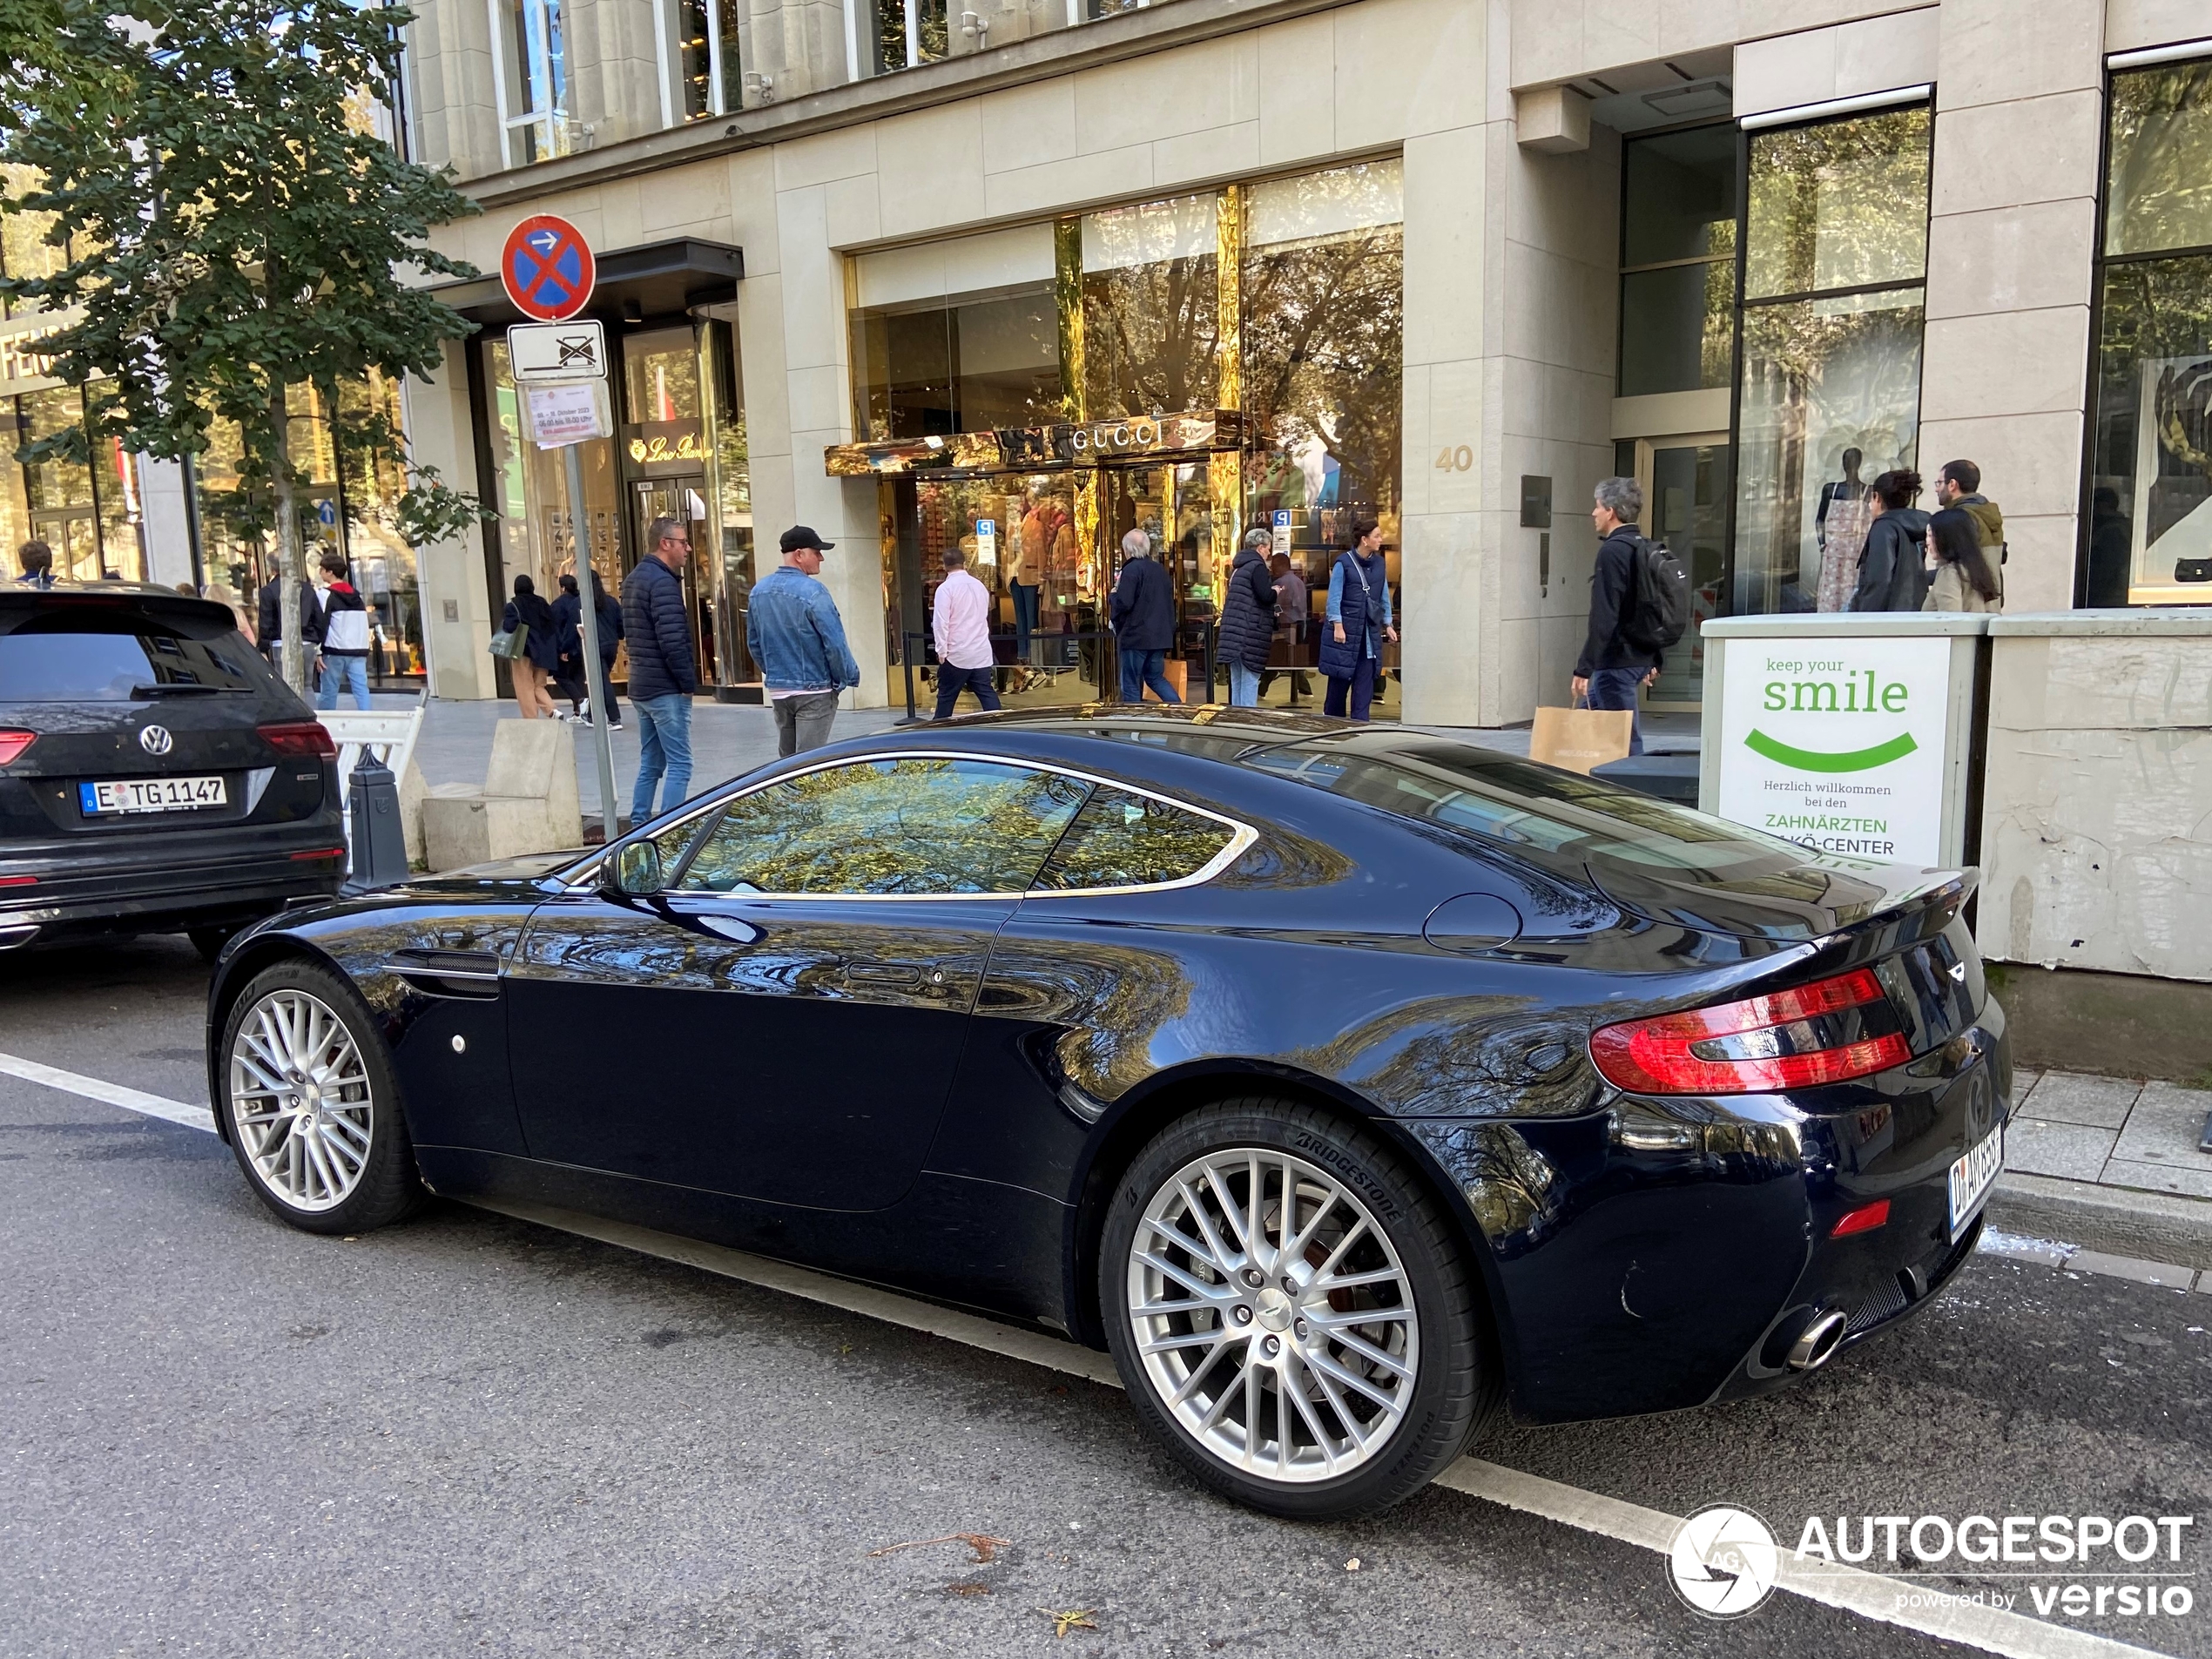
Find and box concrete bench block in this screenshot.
[420,719,583,872]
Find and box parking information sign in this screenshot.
[506,320,607,381]
[501,215,596,322]
[1715,634,1952,864]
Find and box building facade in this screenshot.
[393,0,2212,725]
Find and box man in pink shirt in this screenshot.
[931,545,1001,719]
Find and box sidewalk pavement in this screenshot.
[1992,1070,2212,1270]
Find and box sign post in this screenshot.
[501,214,621,841]
[1699,613,1993,869]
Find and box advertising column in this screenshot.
[1699,614,1992,869]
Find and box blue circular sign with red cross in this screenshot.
[501,214,596,322]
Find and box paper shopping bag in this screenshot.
[1529,705,1633,774]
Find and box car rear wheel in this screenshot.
[1101,1098,1494,1518]
[218,960,425,1234]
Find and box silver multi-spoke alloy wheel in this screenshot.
[1125,1148,1420,1484]
[228,988,375,1213]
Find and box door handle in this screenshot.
[843,961,922,986]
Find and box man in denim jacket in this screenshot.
[747,525,862,757]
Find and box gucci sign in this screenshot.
[1068,417,1163,455]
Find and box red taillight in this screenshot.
[0,731,34,766]
[258,721,337,759]
[1831,1199,1892,1238]
[1589,968,1910,1096]
[290,846,347,861]
[0,873,36,888]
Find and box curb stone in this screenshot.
[1979,1226,2206,1292]
[1987,1170,2212,1271]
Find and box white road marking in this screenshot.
[0,1057,2180,1657]
[0,1049,216,1135]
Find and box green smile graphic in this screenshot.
[1744,728,1919,773]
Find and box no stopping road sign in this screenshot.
[502,215,596,322]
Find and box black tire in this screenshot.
[216,957,427,1235]
[1100,1097,1496,1519]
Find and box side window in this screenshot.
[1033,786,1237,892]
[677,757,1090,895]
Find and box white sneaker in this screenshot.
[609,720,624,731]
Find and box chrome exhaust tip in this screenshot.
[1787,1310,1849,1372]
[0,924,37,951]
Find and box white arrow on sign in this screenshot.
[507,319,608,382]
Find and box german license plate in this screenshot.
[79,776,227,815]
[1948,1125,2004,1238]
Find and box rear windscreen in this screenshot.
[1241,731,1821,883]
[0,610,268,701]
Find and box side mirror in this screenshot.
[608,840,664,896]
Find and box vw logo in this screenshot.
[138,725,173,756]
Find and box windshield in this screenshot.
[0,610,266,702]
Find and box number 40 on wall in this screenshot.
[1434,445,1474,472]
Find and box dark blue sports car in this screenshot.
[204,707,2009,1517]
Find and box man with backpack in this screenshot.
[1572,475,1686,758]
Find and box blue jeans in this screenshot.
[1119,648,1180,705]
[1585,666,1646,755]
[934,663,1001,720]
[1010,583,1039,661]
[316,655,370,711]
[631,694,693,824]
[1228,663,1261,706]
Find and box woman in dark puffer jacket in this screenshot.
[1217,528,1279,706]
[1851,469,1932,612]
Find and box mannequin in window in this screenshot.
[1815,446,1874,612]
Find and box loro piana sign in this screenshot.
[1715,634,1953,865]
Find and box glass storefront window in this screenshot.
[700,320,756,685]
[1082,194,1218,420]
[1734,290,1925,614]
[1619,261,1735,396]
[1743,106,1931,300]
[1241,160,1403,713]
[483,335,623,612]
[2106,59,2212,259]
[1732,105,1930,617]
[849,226,1061,441]
[2087,59,2212,606]
[1619,125,1737,398]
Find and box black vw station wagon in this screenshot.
[0,583,346,955]
[202,707,2009,1517]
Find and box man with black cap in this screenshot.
[747,524,862,757]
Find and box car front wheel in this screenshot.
[1101,1098,1495,1518]
[218,960,426,1234]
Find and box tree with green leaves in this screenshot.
[0,0,483,694]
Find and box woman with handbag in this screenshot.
[1318,517,1396,721]
[499,573,561,719]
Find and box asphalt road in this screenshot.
[4,937,2210,1659]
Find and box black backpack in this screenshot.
[1623,533,1690,653]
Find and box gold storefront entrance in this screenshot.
[841,413,1254,709]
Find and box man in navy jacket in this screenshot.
[1108,528,1180,705]
[621,516,698,824]
[1572,477,1661,756]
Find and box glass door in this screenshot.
[1099,462,1213,701]
[1634,434,1731,709]
[629,476,714,685]
[886,473,1096,711]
